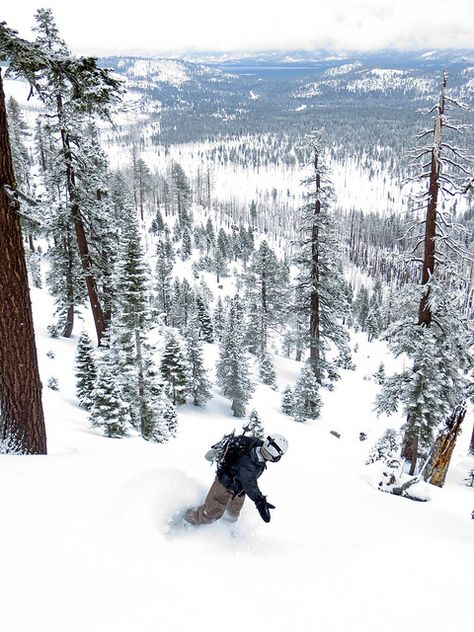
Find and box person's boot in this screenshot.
[184,508,199,525]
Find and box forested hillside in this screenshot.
[0,10,473,632]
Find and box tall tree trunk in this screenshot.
[401,424,419,475]
[57,94,105,344]
[423,405,466,487]
[418,74,446,326]
[0,70,47,454]
[469,421,474,456]
[261,264,267,354]
[61,229,75,338]
[135,329,146,436]
[310,152,321,381]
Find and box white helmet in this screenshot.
[261,434,288,462]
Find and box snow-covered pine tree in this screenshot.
[246,409,265,439]
[259,352,277,389]
[216,296,255,417]
[75,330,97,410]
[181,226,192,260]
[281,385,295,415]
[292,361,322,422]
[6,96,31,195]
[30,8,123,343]
[171,162,192,233]
[214,248,228,283]
[366,285,383,341]
[373,363,385,384]
[375,281,472,474]
[196,295,214,342]
[353,286,369,332]
[293,132,349,384]
[160,329,189,405]
[213,296,226,342]
[184,315,212,407]
[244,239,289,354]
[169,278,195,333]
[205,217,215,255]
[284,285,307,361]
[155,238,173,325]
[244,298,261,355]
[89,340,130,438]
[110,208,173,440]
[366,429,400,465]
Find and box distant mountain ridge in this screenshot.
[95,50,474,146]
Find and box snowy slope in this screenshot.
[0,286,473,632]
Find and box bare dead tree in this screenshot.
[406,72,473,323]
[423,404,467,487]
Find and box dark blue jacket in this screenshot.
[217,437,266,502]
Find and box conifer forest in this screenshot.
[0,7,473,632]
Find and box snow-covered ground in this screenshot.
[2,74,473,632]
[1,284,473,632]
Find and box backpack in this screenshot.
[207,432,258,472]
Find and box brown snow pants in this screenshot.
[185,477,246,525]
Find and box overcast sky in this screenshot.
[3,0,474,56]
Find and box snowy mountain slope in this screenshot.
[1,280,473,632]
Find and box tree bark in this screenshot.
[469,421,474,456]
[423,405,466,487]
[401,426,419,475]
[61,229,75,338]
[418,74,446,326]
[0,70,47,454]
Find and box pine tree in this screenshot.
[89,342,130,438]
[171,162,192,231]
[75,330,97,410]
[293,361,322,422]
[246,409,265,438]
[244,298,261,354]
[205,217,215,254]
[281,385,295,415]
[244,239,289,354]
[110,210,172,441]
[185,314,212,407]
[181,226,192,260]
[375,281,472,474]
[155,239,173,325]
[259,352,277,389]
[196,295,214,342]
[353,286,370,332]
[366,288,383,341]
[213,296,226,341]
[373,363,385,384]
[6,96,31,194]
[366,429,400,465]
[216,297,255,417]
[293,132,349,384]
[31,8,123,343]
[160,330,189,405]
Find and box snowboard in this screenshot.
[165,508,240,539]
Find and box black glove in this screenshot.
[255,497,275,523]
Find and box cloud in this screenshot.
[2,0,474,54]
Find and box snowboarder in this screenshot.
[184,434,288,525]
